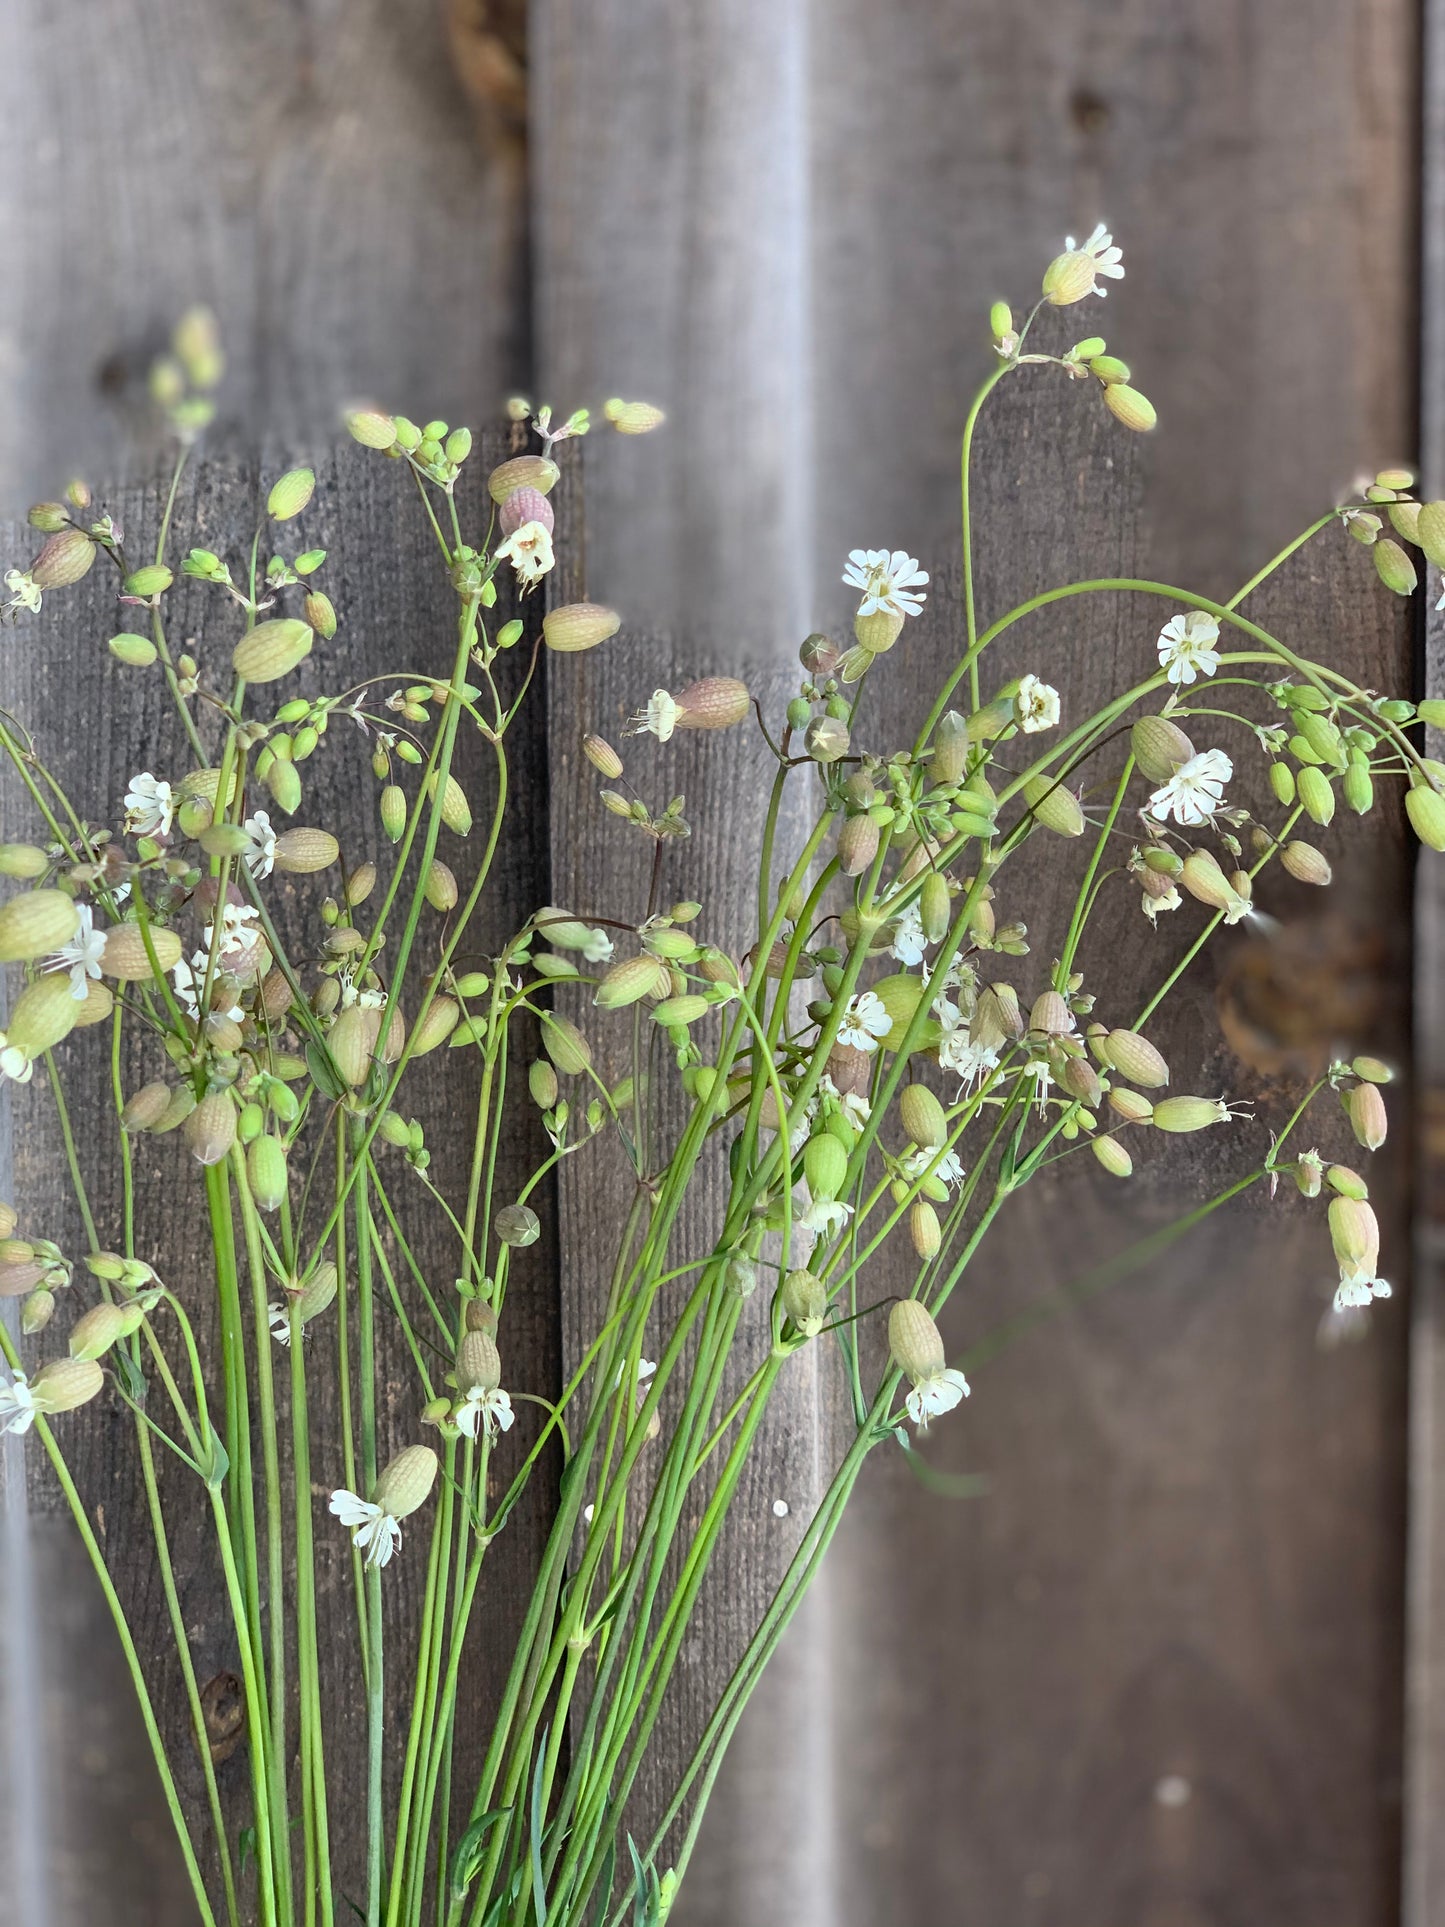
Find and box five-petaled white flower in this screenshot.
[819,1075,871,1127]
[934,1000,1000,1091]
[1148,748,1233,826]
[45,903,106,1000]
[890,903,929,967]
[836,989,891,1053]
[1015,674,1061,733]
[171,950,245,1024]
[1333,1268,1392,1314]
[1141,881,1182,925]
[495,520,555,589]
[842,549,929,619]
[329,1489,404,1568]
[4,568,42,617]
[455,1382,515,1439]
[801,1194,854,1238]
[905,1366,971,1430]
[901,1144,965,1189]
[0,1369,38,1435]
[241,811,277,879]
[1156,610,1222,686]
[629,690,682,742]
[268,1302,292,1346]
[1060,222,1125,297]
[125,772,175,838]
[577,926,614,964]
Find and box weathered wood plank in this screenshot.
[534,3,1418,1923]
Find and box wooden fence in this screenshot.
[0,0,1439,1922]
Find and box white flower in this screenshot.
[338,972,386,1012]
[801,1194,853,1238]
[0,1370,38,1436]
[901,1144,964,1189]
[578,927,614,965]
[842,549,929,619]
[240,811,277,880]
[1015,674,1061,733]
[905,1366,970,1429]
[329,1488,403,1568]
[495,520,555,588]
[1023,1057,1054,1115]
[629,690,682,742]
[1141,881,1182,925]
[1333,1268,1392,1314]
[4,568,41,617]
[171,950,245,1025]
[819,1074,871,1127]
[1060,222,1124,297]
[45,903,105,999]
[455,1383,515,1439]
[934,1001,1000,1090]
[890,904,928,967]
[218,902,261,957]
[124,772,175,838]
[268,1302,292,1346]
[0,1033,34,1085]
[1148,748,1233,826]
[1156,610,1221,686]
[837,989,891,1053]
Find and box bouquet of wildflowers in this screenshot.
[0,226,1439,1927]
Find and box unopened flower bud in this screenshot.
[1093,1136,1133,1177]
[595,954,670,1009]
[1352,1056,1393,1085]
[542,1014,592,1075]
[0,889,79,962]
[1101,1028,1169,1088]
[1407,775,1445,851]
[583,734,623,779]
[21,1288,55,1334]
[529,1060,559,1110]
[920,871,950,944]
[1296,766,1335,826]
[267,467,315,521]
[900,1083,947,1150]
[910,1199,942,1258]
[1373,537,1417,595]
[185,1090,237,1166]
[1022,775,1084,837]
[781,1268,827,1337]
[233,618,314,684]
[1103,385,1157,432]
[101,923,182,981]
[1029,990,1072,1038]
[1346,1081,1387,1151]
[247,1135,289,1212]
[838,813,880,876]
[803,1133,848,1201]
[426,773,472,837]
[1280,840,1332,886]
[932,710,970,785]
[800,632,839,675]
[543,602,620,653]
[1295,1149,1324,1197]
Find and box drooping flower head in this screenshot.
[1042,223,1125,305]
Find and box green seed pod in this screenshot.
[1294,1149,1324,1197]
[888,1298,945,1379]
[1416,699,1445,729]
[153,1086,197,1134]
[0,889,79,962]
[1326,1163,1369,1199]
[803,1132,848,1201]
[1343,764,1374,815]
[302,590,337,640]
[1347,1081,1387,1151]
[373,1444,438,1519]
[1353,1055,1393,1084]
[1417,502,1445,568]
[236,1100,265,1143]
[184,1090,237,1167]
[1296,765,1335,826]
[328,1004,380,1087]
[376,1111,411,1148]
[542,1014,592,1075]
[910,1199,942,1258]
[594,954,669,1009]
[7,973,82,1058]
[1150,1096,1228,1133]
[494,1204,540,1247]
[233,618,314,684]
[1131,716,1196,782]
[1407,778,1445,851]
[1373,537,1417,595]
[1022,775,1085,837]
[21,1288,55,1335]
[652,994,710,1027]
[123,564,173,598]
[424,860,458,912]
[529,1059,559,1110]
[266,758,303,814]
[101,924,182,981]
[68,1302,132,1361]
[109,631,158,667]
[426,773,472,836]
[346,408,397,450]
[920,871,951,944]
[1328,1195,1378,1274]
[838,814,880,876]
[31,528,96,589]
[1093,1136,1133,1177]
[379,785,407,842]
[487,455,560,503]
[1089,354,1131,384]
[543,602,620,653]
[0,846,47,880]
[456,1329,501,1395]
[267,467,316,521]
[247,1134,289,1212]
[1103,384,1157,432]
[31,1355,104,1415]
[1297,712,1347,768]
[411,997,460,1056]
[780,1268,827,1337]
[1388,500,1422,543]
[900,1083,947,1149]
[1101,1029,1170,1088]
[1280,840,1332,886]
[27,502,67,533]
[1107,1087,1156,1125]
[122,1080,172,1131]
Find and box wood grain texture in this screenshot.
[532,3,1419,1924]
[0,0,526,502]
[0,433,556,1924]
